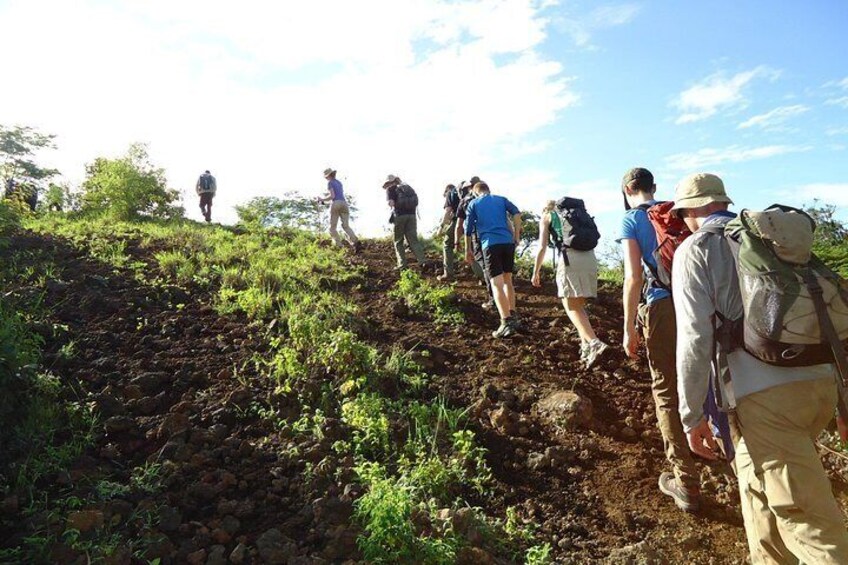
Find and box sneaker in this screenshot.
[579,342,590,364]
[437,273,454,281]
[481,299,496,310]
[658,472,700,513]
[492,319,516,338]
[353,241,363,253]
[584,339,609,369]
[510,311,525,332]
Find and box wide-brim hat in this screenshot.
[671,173,733,211]
[323,168,336,178]
[382,174,400,188]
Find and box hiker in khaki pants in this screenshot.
[671,172,848,564]
[320,168,361,252]
[619,167,700,512]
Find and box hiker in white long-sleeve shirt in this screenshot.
[671,172,848,564]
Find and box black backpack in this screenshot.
[553,197,600,252]
[395,183,418,214]
[199,174,213,191]
[447,186,461,214]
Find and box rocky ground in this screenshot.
[2,232,847,564]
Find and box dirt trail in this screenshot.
[5,231,846,564]
[351,243,751,563]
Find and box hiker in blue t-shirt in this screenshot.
[617,167,701,513]
[464,181,522,338]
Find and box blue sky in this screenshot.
[1,0,846,257]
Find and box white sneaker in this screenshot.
[584,339,609,369]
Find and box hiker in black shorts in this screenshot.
[454,179,495,309]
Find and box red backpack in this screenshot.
[637,201,692,290]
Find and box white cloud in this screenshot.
[826,96,848,108]
[737,104,809,129]
[664,144,811,172]
[786,183,848,207]
[672,66,780,124]
[557,3,641,49]
[0,0,576,233]
[826,126,848,136]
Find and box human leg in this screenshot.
[489,274,510,320]
[643,298,701,497]
[338,202,358,244]
[329,201,343,246]
[393,216,408,268]
[736,378,848,563]
[442,219,456,277]
[562,297,597,343]
[405,215,426,264]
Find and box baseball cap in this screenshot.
[621,167,654,191]
[671,173,733,211]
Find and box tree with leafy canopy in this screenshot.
[517,211,540,257]
[0,125,59,209]
[805,200,848,278]
[236,192,357,231]
[80,143,183,220]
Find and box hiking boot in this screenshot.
[658,472,700,513]
[492,319,516,339]
[353,241,363,253]
[584,339,609,369]
[510,311,525,331]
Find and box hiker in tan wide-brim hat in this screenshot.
[670,173,733,212]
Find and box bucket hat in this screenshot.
[671,173,733,211]
[323,168,336,178]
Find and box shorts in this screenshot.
[556,248,598,298]
[482,243,515,278]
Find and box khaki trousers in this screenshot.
[641,297,700,490]
[732,377,848,564]
[393,214,425,268]
[442,218,457,276]
[329,200,358,246]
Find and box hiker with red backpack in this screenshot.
[671,173,848,562]
[618,167,702,512]
[383,174,426,271]
[532,198,609,369]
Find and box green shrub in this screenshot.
[391,270,463,324]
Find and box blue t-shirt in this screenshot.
[616,200,670,304]
[328,178,345,202]
[464,193,520,249]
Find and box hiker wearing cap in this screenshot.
[320,168,361,251]
[196,170,216,222]
[617,167,701,512]
[532,200,608,368]
[454,179,496,309]
[464,181,522,338]
[383,174,426,270]
[671,173,848,562]
[437,182,463,281]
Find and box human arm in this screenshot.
[511,212,522,245]
[672,238,716,435]
[531,214,550,287]
[622,239,643,359]
[464,203,477,264]
[454,217,465,252]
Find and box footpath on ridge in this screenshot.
[350,243,752,563]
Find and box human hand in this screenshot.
[531,271,541,287]
[623,328,640,359]
[687,419,719,461]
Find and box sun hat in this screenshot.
[382,174,400,188]
[323,168,336,178]
[671,173,733,211]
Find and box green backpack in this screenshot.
[705,205,848,418]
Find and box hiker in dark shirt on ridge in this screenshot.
[383,174,426,270]
[196,170,216,222]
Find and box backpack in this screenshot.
[637,201,692,291]
[199,174,213,192]
[446,186,461,215]
[706,205,848,367]
[705,204,848,425]
[394,183,418,214]
[550,197,600,256]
